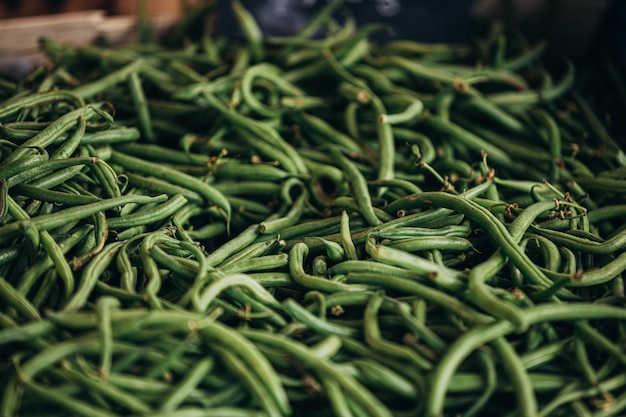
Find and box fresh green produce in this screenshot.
[1,1,625,416]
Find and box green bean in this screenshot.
[530,225,625,256]
[136,407,267,417]
[0,316,55,347]
[0,194,166,244]
[125,173,204,204]
[425,320,513,416]
[294,112,361,154]
[109,150,231,225]
[364,292,433,370]
[0,179,7,223]
[503,41,546,70]
[243,329,393,417]
[380,94,424,125]
[72,59,144,99]
[218,238,281,269]
[573,91,626,165]
[573,334,598,388]
[0,151,50,180]
[0,276,41,321]
[195,273,281,313]
[219,253,288,275]
[199,321,291,415]
[51,115,86,160]
[247,272,294,287]
[487,60,575,109]
[13,183,101,206]
[94,296,119,379]
[7,195,76,301]
[378,223,471,239]
[6,155,97,188]
[573,177,626,194]
[231,0,264,62]
[82,127,141,145]
[369,94,396,194]
[0,90,84,121]
[23,381,118,417]
[14,225,91,297]
[332,197,394,223]
[365,235,466,292]
[492,337,538,417]
[0,244,23,268]
[240,64,303,117]
[128,71,155,142]
[538,374,626,417]
[213,162,293,182]
[327,260,421,281]
[61,242,124,313]
[352,358,419,399]
[428,302,626,416]
[539,251,626,288]
[72,212,109,271]
[386,235,473,252]
[346,271,485,326]
[282,298,360,338]
[4,104,107,165]
[328,147,381,226]
[413,191,554,289]
[5,125,140,147]
[24,153,89,191]
[421,114,519,169]
[117,142,211,166]
[259,179,308,234]
[158,357,213,412]
[290,242,367,293]
[205,223,260,267]
[107,194,188,229]
[305,237,345,263]
[215,345,284,416]
[459,350,497,417]
[457,94,528,136]
[383,55,468,87]
[185,222,227,241]
[205,92,309,175]
[86,152,122,200]
[525,234,562,271]
[320,373,354,417]
[61,365,152,414]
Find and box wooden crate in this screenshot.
[0,0,204,76]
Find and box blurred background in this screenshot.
[0,0,623,76]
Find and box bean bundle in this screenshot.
[1,2,626,416]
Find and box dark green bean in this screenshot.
[0,90,84,122]
[109,150,231,226]
[107,194,188,229]
[364,292,433,370]
[0,276,41,321]
[0,194,167,244]
[4,104,108,165]
[365,235,466,292]
[61,241,124,313]
[242,329,393,417]
[290,242,367,293]
[283,298,360,338]
[7,156,97,188]
[199,320,291,415]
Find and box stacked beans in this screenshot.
[1,2,625,416]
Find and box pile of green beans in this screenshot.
[1,1,626,416]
